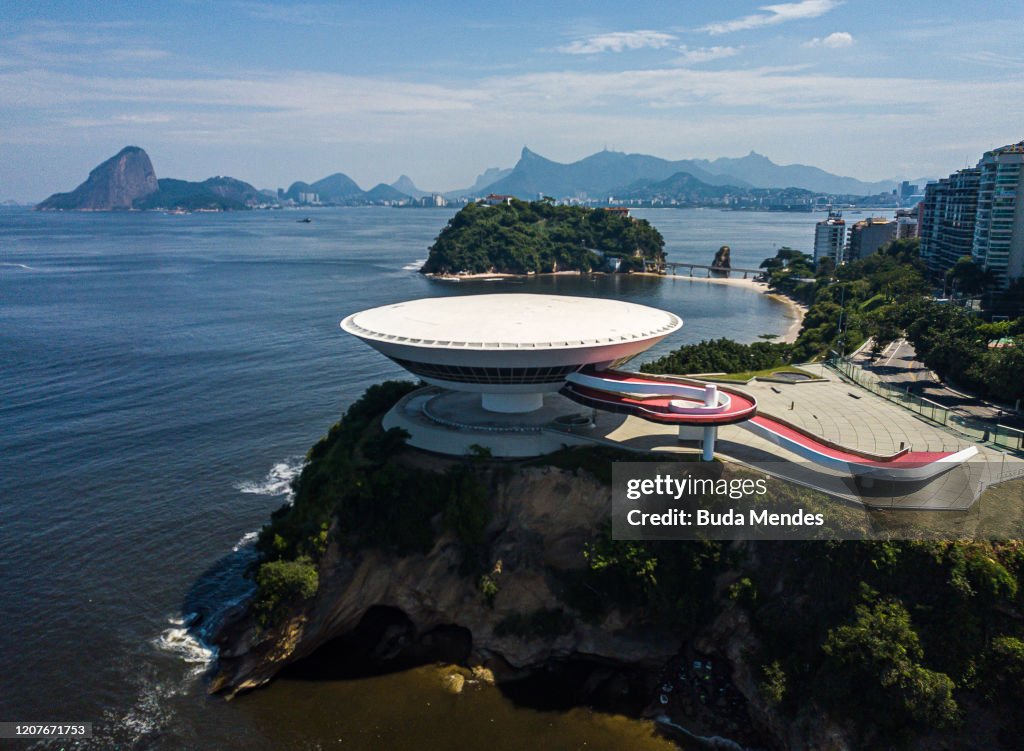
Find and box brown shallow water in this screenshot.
[218,665,678,751]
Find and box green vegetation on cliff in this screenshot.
[253,556,319,627]
[257,381,494,561]
[251,381,493,623]
[749,540,1024,743]
[563,513,1024,743]
[419,199,665,275]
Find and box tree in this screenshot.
[254,557,319,626]
[946,256,989,297]
[823,598,959,728]
[983,636,1024,703]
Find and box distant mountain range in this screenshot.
[611,170,827,210]
[444,166,514,199]
[482,147,748,200]
[35,145,922,211]
[481,147,907,200]
[691,151,899,195]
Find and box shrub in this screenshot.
[759,661,787,706]
[253,556,319,627]
[641,338,792,376]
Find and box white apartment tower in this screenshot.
[814,209,846,266]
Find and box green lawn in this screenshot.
[695,365,818,383]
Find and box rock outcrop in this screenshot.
[711,245,732,278]
[210,465,680,696]
[37,146,158,210]
[712,245,731,268]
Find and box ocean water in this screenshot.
[0,206,823,749]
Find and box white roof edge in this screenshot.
[340,295,683,351]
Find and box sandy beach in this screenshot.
[639,272,808,343]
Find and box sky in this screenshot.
[1,0,1023,201]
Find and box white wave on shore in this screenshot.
[235,457,304,499]
[403,258,427,271]
[232,530,259,551]
[154,613,217,672]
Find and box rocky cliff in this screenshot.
[211,465,680,692]
[207,384,1024,750]
[37,146,158,210]
[210,452,861,749]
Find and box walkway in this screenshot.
[561,367,978,482]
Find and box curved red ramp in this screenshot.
[741,414,977,482]
[561,368,977,481]
[562,369,756,426]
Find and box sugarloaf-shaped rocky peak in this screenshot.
[390,174,425,198]
[37,146,158,210]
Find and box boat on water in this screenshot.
[297,217,312,223]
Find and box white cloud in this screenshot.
[702,0,841,35]
[5,63,1018,131]
[803,31,854,48]
[559,30,676,54]
[676,45,740,64]
[4,56,1023,194]
[0,21,169,70]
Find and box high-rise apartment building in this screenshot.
[895,208,918,239]
[847,217,897,261]
[919,167,980,277]
[971,141,1024,288]
[814,209,846,266]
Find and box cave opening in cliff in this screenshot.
[281,606,473,681]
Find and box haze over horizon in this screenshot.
[2,0,1023,202]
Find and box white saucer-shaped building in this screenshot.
[341,294,683,413]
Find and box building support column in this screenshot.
[702,426,717,461]
[702,383,718,461]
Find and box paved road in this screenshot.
[852,338,1024,429]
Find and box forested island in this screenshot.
[419,199,665,275]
